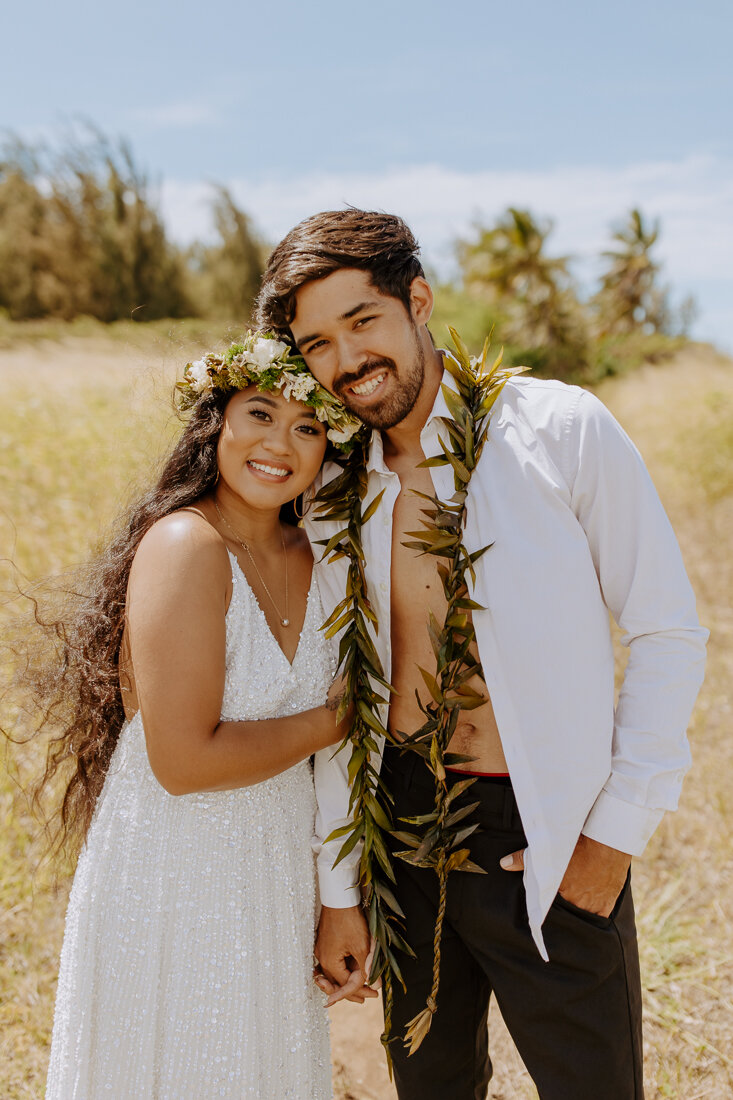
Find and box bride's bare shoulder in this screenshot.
[131,507,229,588]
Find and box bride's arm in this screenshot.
[126,513,347,796]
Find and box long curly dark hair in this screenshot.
[19,386,302,860]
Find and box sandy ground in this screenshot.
[329,995,536,1099]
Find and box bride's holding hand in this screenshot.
[43,334,368,1100]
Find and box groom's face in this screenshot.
[290,268,431,430]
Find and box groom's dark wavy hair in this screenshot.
[255,209,425,341]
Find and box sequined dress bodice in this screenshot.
[46,552,335,1099]
[103,550,335,802]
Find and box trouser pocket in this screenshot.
[551,870,630,928]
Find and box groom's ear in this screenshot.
[408,276,434,327]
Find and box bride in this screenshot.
[41,334,368,1099]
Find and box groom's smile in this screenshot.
[335,359,395,409]
[348,370,387,398]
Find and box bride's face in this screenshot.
[216,387,328,512]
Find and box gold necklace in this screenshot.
[213,500,290,627]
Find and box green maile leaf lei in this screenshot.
[313,328,526,1070]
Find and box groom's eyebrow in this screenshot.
[298,300,380,348]
[341,300,380,320]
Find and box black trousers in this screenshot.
[382,748,644,1100]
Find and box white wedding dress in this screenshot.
[46,552,334,1099]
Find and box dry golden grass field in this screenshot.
[1,327,731,1099]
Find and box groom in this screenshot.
[255,209,706,1098]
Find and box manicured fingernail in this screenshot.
[500,855,514,869]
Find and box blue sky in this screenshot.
[3,0,732,347]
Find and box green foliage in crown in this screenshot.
[176,330,366,452]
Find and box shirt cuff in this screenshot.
[582,789,664,857]
[316,853,362,908]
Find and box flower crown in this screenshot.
[176,331,365,452]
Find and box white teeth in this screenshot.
[351,373,385,396]
[249,461,290,477]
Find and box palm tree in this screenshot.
[457,207,587,371]
[592,209,668,335]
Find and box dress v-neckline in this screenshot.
[226,549,315,668]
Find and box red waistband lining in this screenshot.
[445,767,510,778]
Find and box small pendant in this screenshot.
[282,618,290,627]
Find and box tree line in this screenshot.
[0,130,263,325]
[0,130,694,381]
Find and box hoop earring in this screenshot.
[293,487,313,521]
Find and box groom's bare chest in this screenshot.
[388,465,467,724]
[389,464,448,664]
[386,461,503,766]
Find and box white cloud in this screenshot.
[160,154,733,350]
[160,179,214,240]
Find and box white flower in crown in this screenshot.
[279,370,318,402]
[247,336,290,373]
[327,421,361,445]
[187,358,213,392]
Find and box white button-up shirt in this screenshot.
[306,372,707,958]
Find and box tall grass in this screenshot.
[1,339,731,1098]
[595,349,733,1098]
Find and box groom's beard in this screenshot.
[333,340,426,431]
